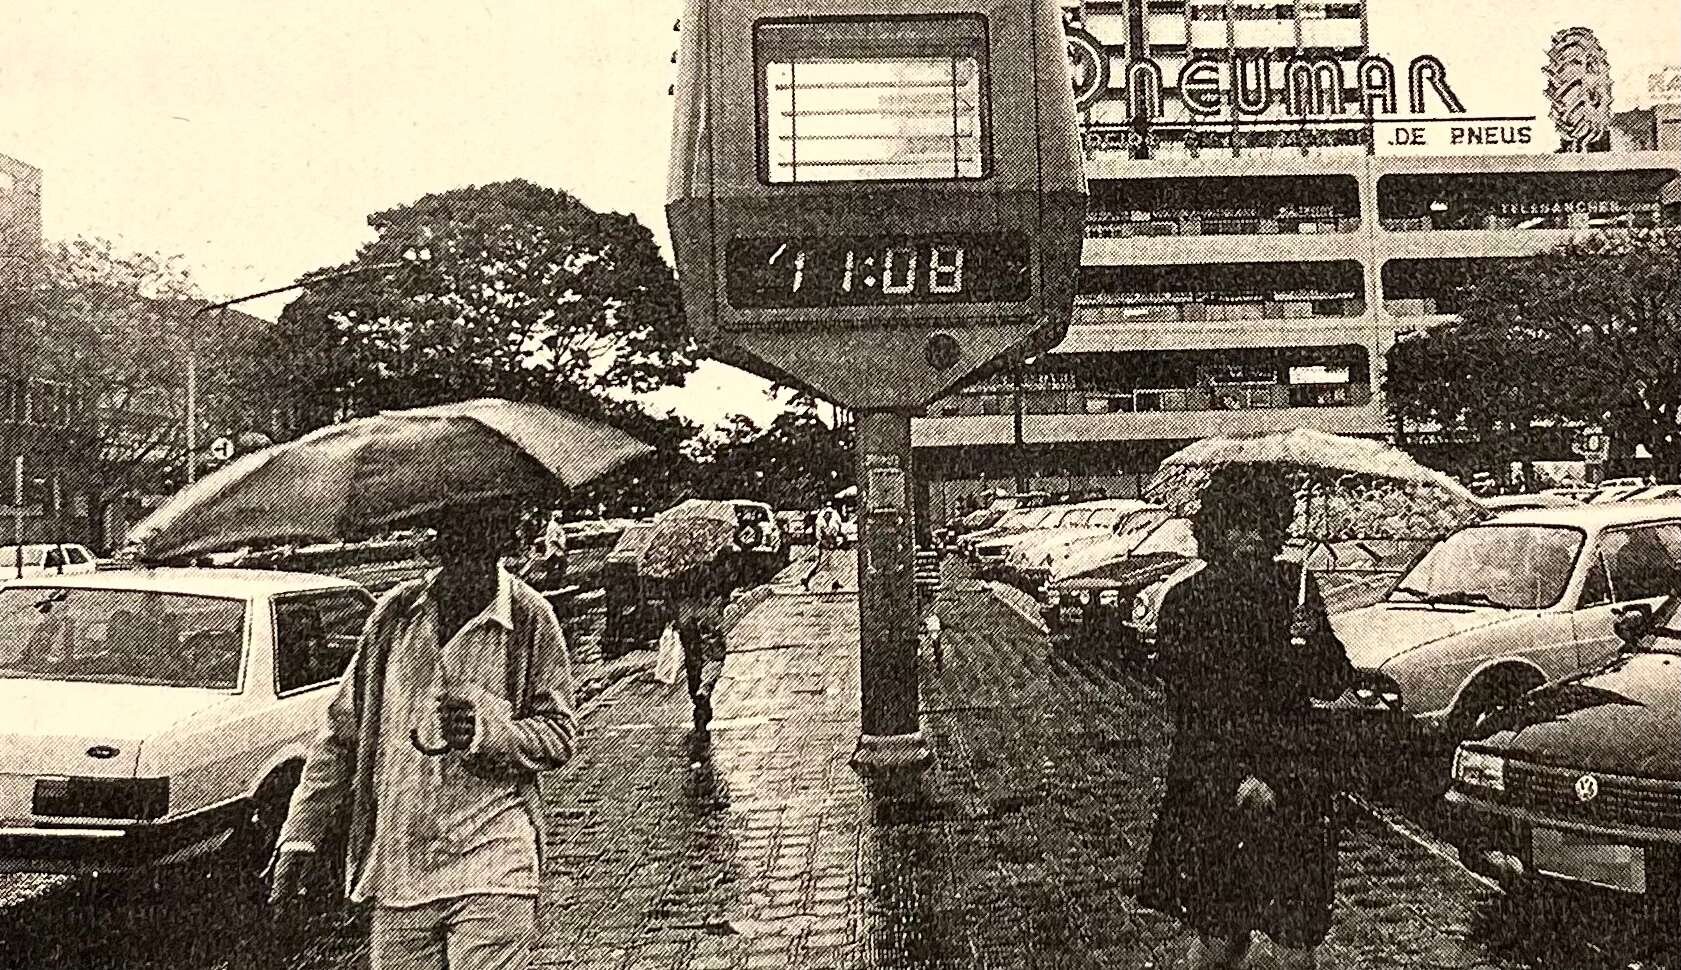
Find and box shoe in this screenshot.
[692,694,713,730]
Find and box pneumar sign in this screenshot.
[1080,48,1540,153]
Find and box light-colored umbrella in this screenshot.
[636,499,742,581]
[128,398,653,561]
[1145,429,1484,543]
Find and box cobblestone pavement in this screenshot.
[5,551,1680,969]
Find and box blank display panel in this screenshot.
[758,17,991,183]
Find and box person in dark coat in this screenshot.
[1136,467,1356,970]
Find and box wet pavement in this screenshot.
[5,551,1681,968]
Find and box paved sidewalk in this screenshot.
[537,557,866,970]
[531,552,1550,970]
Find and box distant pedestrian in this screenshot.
[801,503,845,591]
[668,558,768,731]
[1136,466,1356,970]
[268,499,579,970]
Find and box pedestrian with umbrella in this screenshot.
[130,398,651,970]
[1133,431,1482,969]
[639,499,773,731]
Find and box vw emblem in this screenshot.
[1575,774,1600,803]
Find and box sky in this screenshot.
[1,0,1676,427]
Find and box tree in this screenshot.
[688,403,855,509]
[1385,231,1681,480]
[8,237,263,547]
[268,179,694,428]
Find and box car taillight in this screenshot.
[33,777,169,821]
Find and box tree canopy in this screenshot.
[268,179,694,428]
[1385,230,1681,479]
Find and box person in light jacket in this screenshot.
[267,500,578,970]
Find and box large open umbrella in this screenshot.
[1145,428,1484,544]
[128,398,653,561]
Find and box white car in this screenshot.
[726,500,784,558]
[0,544,100,581]
[0,568,374,877]
[1332,501,1681,752]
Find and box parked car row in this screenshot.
[958,488,1681,903]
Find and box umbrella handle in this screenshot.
[409,727,453,757]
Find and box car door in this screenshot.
[1571,523,1681,668]
[261,589,375,778]
[162,588,374,820]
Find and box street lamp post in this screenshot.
[185,258,409,481]
[1012,355,1039,494]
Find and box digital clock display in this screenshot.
[725,234,1032,310]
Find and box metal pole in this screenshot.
[1013,365,1026,494]
[850,409,932,780]
[12,456,23,580]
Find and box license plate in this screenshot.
[1532,827,1647,893]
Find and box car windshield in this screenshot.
[1015,508,1060,529]
[1086,508,1124,530]
[0,587,247,689]
[1059,509,1097,528]
[1391,525,1584,610]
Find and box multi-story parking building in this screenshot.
[911,8,1681,520]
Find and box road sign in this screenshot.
[1578,430,1610,463]
[207,436,236,462]
[666,0,1089,409]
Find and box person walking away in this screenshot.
[667,556,776,732]
[802,503,845,591]
[1135,467,1357,970]
[267,499,579,970]
[666,561,738,731]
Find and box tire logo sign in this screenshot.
[1575,774,1600,803]
[1065,25,1109,112]
[1545,27,1614,150]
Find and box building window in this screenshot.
[1079,260,1367,320]
[1381,257,1522,315]
[1087,176,1361,238]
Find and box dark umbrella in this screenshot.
[128,398,653,561]
[636,499,742,583]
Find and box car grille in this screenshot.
[1505,760,1681,830]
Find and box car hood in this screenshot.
[0,678,234,777]
[975,531,1037,553]
[1330,602,1526,671]
[1006,528,1109,566]
[1474,652,1681,780]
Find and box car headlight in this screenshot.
[1347,675,1404,712]
[1452,747,1505,791]
[1045,590,1061,607]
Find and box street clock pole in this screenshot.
[667,0,1088,779]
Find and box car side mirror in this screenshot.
[1613,602,1654,647]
